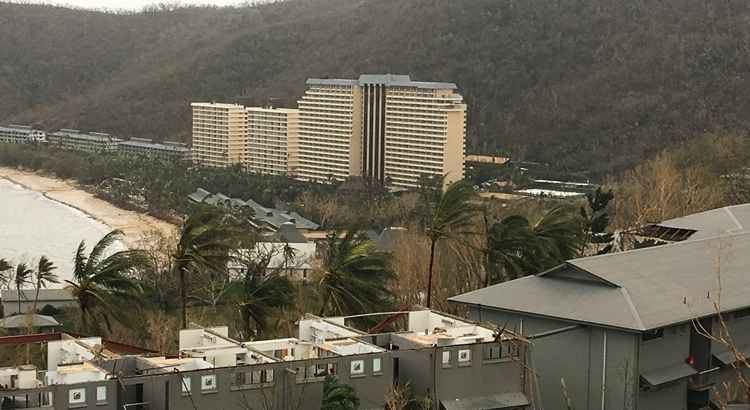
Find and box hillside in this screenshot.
[2,0,750,178]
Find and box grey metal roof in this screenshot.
[1,289,74,302]
[0,314,60,328]
[119,139,190,152]
[187,188,212,203]
[714,344,750,365]
[440,392,530,410]
[450,231,750,332]
[50,129,122,143]
[659,204,750,240]
[640,363,697,386]
[274,222,308,243]
[306,78,358,87]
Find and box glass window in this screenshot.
[69,388,86,405]
[458,349,471,363]
[96,385,107,402]
[181,377,191,393]
[442,350,451,365]
[373,358,382,374]
[484,344,502,361]
[350,360,364,375]
[201,375,217,391]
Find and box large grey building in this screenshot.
[0,124,46,144]
[451,216,750,410]
[48,129,122,152]
[118,138,191,161]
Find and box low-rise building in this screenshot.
[48,129,122,152]
[0,309,531,410]
[451,214,750,410]
[1,289,77,316]
[0,124,46,144]
[118,138,191,160]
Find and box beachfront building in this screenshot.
[245,106,300,175]
[47,129,122,152]
[191,102,247,167]
[296,74,466,188]
[0,125,46,144]
[118,137,191,160]
[0,309,531,410]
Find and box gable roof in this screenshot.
[658,204,750,240]
[450,231,750,332]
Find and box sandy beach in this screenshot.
[0,167,176,247]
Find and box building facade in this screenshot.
[0,310,531,410]
[118,138,191,161]
[245,107,299,175]
[191,102,247,167]
[47,129,122,152]
[0,125,46,144]
[297,74,466,188]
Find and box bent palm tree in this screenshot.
[13,263,32,314]
[531,205,586,269]
[487,215,539,285]
[237,272,294,339]
[0,259,11,289]
[423,179,477,307]
[65,230,147,333]
[321,375,359,410]
[32,256,58,314]
[173,207,243,328]
[318,231,394,316]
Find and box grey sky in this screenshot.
[16,0,251,11]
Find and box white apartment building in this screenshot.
[245,107,299,175]
[0,125,46,144]
[296,74,466,188]
[191,102,247,167]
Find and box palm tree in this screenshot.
[32,256,58,315]
[422,179,477,308]
[65,230,148,333]
[172,207,244,328]
[486,215,539,285]
[321,375,359,410]
[13,263,32,314]
[237,272,294,339]
[486,205,587,286]
[317,231,394,316]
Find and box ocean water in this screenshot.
[0,178,117,288]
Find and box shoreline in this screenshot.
[0,167,176,247]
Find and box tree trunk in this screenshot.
[426,239,437,308]
[16,285,22,315]
[180,268,187,329]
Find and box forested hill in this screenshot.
[2,0,750,177]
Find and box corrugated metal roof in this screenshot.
[450,231,750,331]
[0,314,60,328]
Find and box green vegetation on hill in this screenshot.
[3,0,750,178]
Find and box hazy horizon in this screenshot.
[4,0,259,12]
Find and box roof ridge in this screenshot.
[724,206,744,231]
[620,288,645,330]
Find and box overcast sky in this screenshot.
[14,0,252,11]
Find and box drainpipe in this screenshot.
[601,329,607,410]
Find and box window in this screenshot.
[642,328,664,341]
[181,377,191,393]
[69,388,85,405]
[458,349,471,363]
[442,351,451,367]
[484,344,502,361]
[373,358,382,374]
[201,375,217,391]
[350,360,364,375]
[96,385,107,403]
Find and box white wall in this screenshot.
[47,338,101,371]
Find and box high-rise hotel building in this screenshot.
[191,102,248,167]
[245,107,300,175]
[297,74,466,188]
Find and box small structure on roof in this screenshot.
[0,314,60,331]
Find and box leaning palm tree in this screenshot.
[321,375,359,410]
[32,256,58,315]
[531,205,587,270]
[486,215,540,285]
[65,230,148,333]
[422,178,477,308]
[237,272,294,339]
[13,263,32,314]
[172,207,244,328]
[317,231,394,316]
